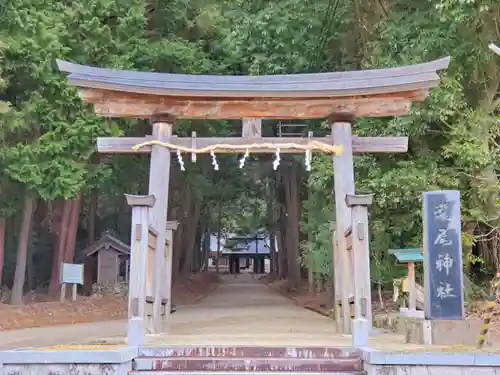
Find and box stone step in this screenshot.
[134,357,362,372]
[138,347,359,358]
[129,372,367,375]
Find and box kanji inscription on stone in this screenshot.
[423,190,464,320]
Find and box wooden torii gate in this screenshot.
[57,57,450,341]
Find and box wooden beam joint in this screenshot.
[151,112,176,124]
[329,113,356,124]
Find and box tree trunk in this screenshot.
[173,183,191,280]
[10,194,36,305]
[201,229,209,272]
[192,224,204,272]
[267,178,278,275]
[378,283,384,309]
[476,74,500,269]
[49,199,71,293]
[64,194,82,263]
[0,217,6,285]
[283,160,301,288]
[269,232,276,275]
[275,170,287,279]
[307,184,314,294]
[216,198,222,274]
[308,257,315,295]
[277,220,287,279]
[88,189,98,245]
[27,245,34,292]
[181,198,202,275]
[316,278,324,293]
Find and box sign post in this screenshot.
[60,263,84,302]
[423,190,465,320]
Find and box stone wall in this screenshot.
[373,313,490,346]
[1,362,132,375]
[361,348,500,375]
[92,281,128,298]
[364,363,499,375]
[0,347,136,375]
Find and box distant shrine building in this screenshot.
[207,234,271,274]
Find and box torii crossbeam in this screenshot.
[97,134,409,154]
[57,56,450,342]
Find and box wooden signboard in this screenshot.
[60,263,84,302]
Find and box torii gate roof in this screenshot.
[57,57,450,119]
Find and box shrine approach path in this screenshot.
[146,273,342,346]
[0,273,343,349]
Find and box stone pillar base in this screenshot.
[352,318,370,347]
[400,308,425,318]
[127,317,145,346]
[404,318,487,346]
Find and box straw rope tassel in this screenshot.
[477,268,500,348]
[132,140,344,155]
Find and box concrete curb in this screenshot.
[360,347,500,366]
[0,346,138,364]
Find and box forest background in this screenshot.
[0,0,499,306]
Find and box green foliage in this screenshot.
[300,159,335,279]
[295,0,500,289]
[0,0,152,201]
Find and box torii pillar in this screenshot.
[163,220,179,332]
[346,193,374,347]
[331,116,356,334]
[125,194,156,346]
[147,114,173,334]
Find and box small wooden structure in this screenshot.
[85,232,131,284]
[389,248,424,312]
[57,56,450,344]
